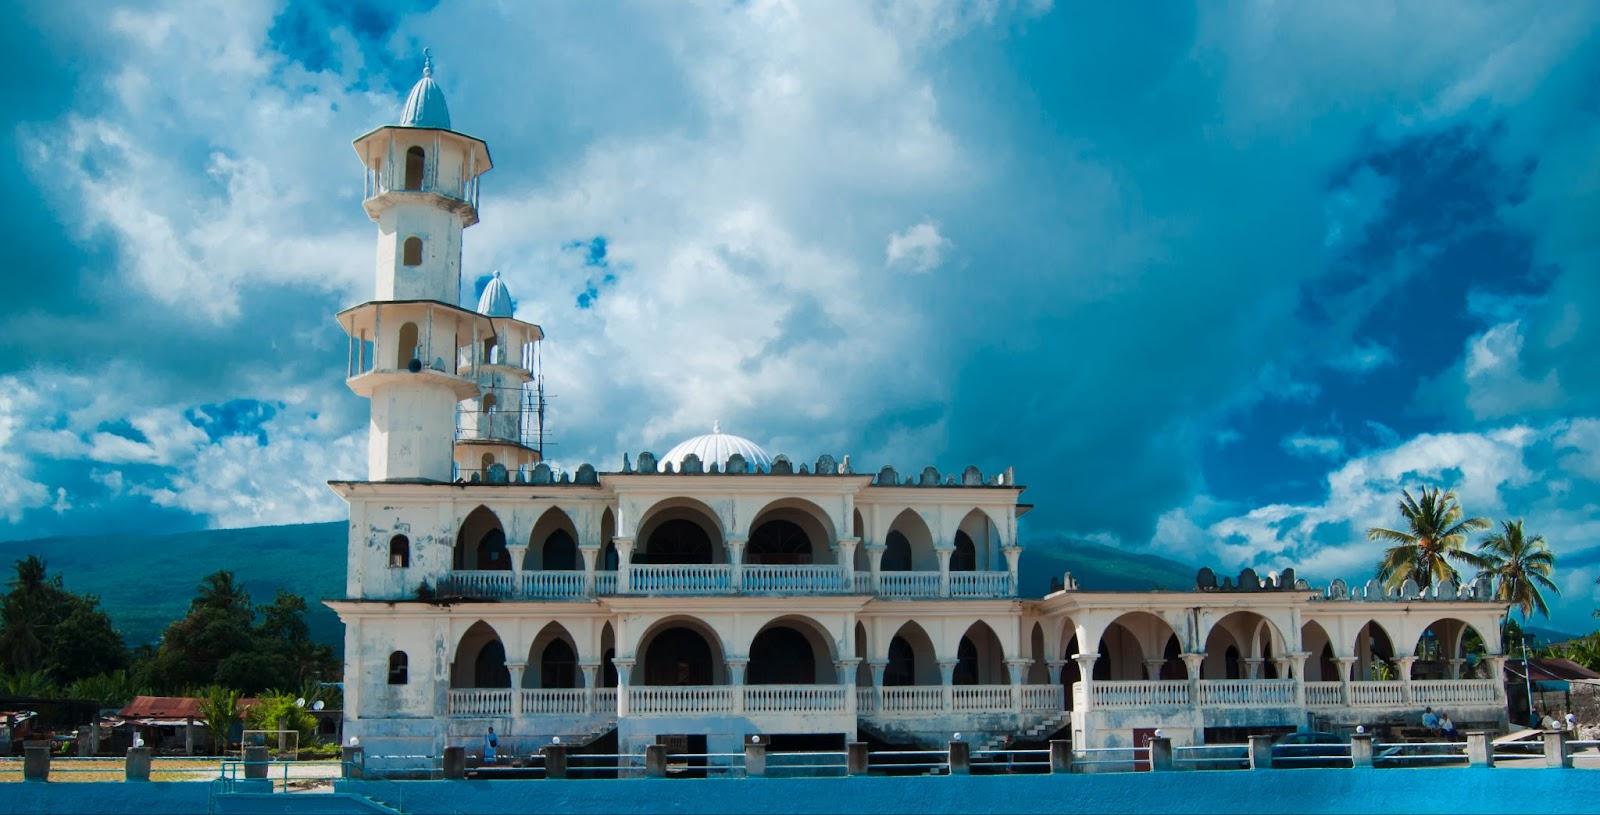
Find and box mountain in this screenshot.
[0,524,1197,650]
[0,522,347,648]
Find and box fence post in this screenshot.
[947,740,970,775]
[1247,734,1274,769]
[847,742,869,776]
[76,726,94,757]
[1465,732,1492,768]
[542,744,568,779]
[1543,729,1571,769]
[341,745,365,779]
[1349,733,1374,769]
[443,746,466,779]
[1049,740,1072,774]
[1149,736,1173,771]
[23,741,50,782]
[744,735,766,778]
[243,745,269,780]
[645,744,667,778]
[126,746,152,781]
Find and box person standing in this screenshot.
[484,726,499,765]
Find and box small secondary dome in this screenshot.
[399,50,451,130]
[476,271,514,317]
[661,423,773,472]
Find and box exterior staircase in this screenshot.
[975,710,1071,753]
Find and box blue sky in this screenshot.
[1,1,1597,630]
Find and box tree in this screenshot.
[198,685,241,753]
[143,573,335,694]
[0,556,126,685]
[1472,519,1559,619]
[1368,487,1491,591]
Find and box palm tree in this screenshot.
[1473,519,1558,619]
[1367,487,1491,591]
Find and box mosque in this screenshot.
[325,58,1512,770]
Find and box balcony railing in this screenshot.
[1022,684,1065,712]
[521,688,586,715]
[876,686,945,714]
[1348,680,1405,707]
[437,570,515,599]
[952,685,1013,712]
[1196,679,1296,707]
[744,684,850,713]
[741,565,849,594]
[629,685,736,715]
[521,571,585,598]
[949,571,1012,598]
[1412,679,1499,706]
[630,564,735,595]
[1092,680,1190,708]
[876,572,941,598]
[448,688,512,716]
[1305,681,1343,707]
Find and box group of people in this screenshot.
[1539,711,1580,732]
[1421,706,1459,738]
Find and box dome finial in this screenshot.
[422,48,434,78]
[713,419,721,434]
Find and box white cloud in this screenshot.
[0,377,52,523]
[1281,433,1344,459]
[885,220,951,273]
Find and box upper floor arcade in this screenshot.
[333,462,1027,602]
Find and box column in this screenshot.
[507,662,527,717]
[508,545,528,595]
[613,537,635,593]
[1243,658,1264,680]
[728,658,749,714]
[938,659,959,712]
[613,659,634,717]
[837,659,862,715]
[1180,652,1205,708]
[1002,546,1022,596]
[1335,657,1358,707]
[1143,659,1167,681]
[936,549,952,597]
[1447,658,1465,680]
[727,536,747,593]
[1394,656,1417,704]
[837,537,859,590]
[865,543,885,594]
[1289,651,1310,709]
[580,548,598,596]
[1072,653,1100,712]
[868,659,888,712]
[579,662,600,714]
[1272,657,1292,680]
[1047,658,1068,707]
[1006,658,1032,713]
[1484,655,1509,705]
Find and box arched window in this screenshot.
[388,652,408,685]
[481,453,495,473]
[541,640,577,689]
[951,531,977,572]
[404,146,425,190]
[747,520,811,565]
[885,636,916,686]
[882,531,912,571]
[482,393,497,414]
[474,639,511,687]
[602,648,618,687]
[402,237,423,266]
[641,519,713,565]
[389,535,410,568]
[543,530,578,571]
[396,322,419,369]
[482,337,498,365]
[954,636,979,685]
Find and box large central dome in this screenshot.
[660,423,773,472]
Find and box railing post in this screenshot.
[341,745,365,779]
[581,547,598,596]
[727,535,747,593]
[1466,732,1492,768]
[1349,733,1374,768]
[1007,659,1031,714]
[938,660,959,712]
[645,744,667,778]
[508,662,527,718]
[936,549,952,597]
[1335,657,1358,707]
[1180,653,1205,710]
[579,663,600,714]
[1073,653,1100,712]
[23,741,50,782]
[613,659,634,717]
[543,743,568,779]
[865,542,885,595]
[848,742,869,775]
[1289,651,1310,709]
[443,746,466,779]
[613,537,635,593]
[1149,736,1173,771]
[728,658,749,714]
[1049,739,1072,773]
[1543,729,1571,769]
[948,740,970,775]
[1247,734,1274,769]
[1393,656,1417,705]
[1003,546,1021,596]
[745,735,767,777]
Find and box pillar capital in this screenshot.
[1071,652,1100,670]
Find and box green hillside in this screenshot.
[0,524,1196,650]
[0,522,347,648]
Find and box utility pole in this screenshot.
[1522,634,1536,728]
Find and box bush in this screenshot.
[298,741,342,760]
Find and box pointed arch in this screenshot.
[954,508,999,570]
[1355,620,1397,680]
[600,622,617,687]
[455,505,509,570]
[1412,617,1489,679]
[601,507,618,571]
[955,621,1009,684]
[404,146,425,190]
[883,509,935,571]
[526,506,580,570]
[1099,611,1179,681]
[528,621,581,688]
[884,621,939,686]
[396,322,420,369]
[451,620,509,688]
[1300,620,1337,681]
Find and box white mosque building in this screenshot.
[326,58,1513,769]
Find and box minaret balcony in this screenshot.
[347,366,480,400]
[362,187,480,227]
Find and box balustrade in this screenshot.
[520,688,586,715]
[948,571,1013,598]
[448,688,512,716]
[1092,680,1190,708]
[438,571,514,599]
[1196,679,1296,707]
[594,571,618,595]
[1348,681,1406,707]
[1304,681,1344,707]
[628,565,734,595]
[594,688,618,714]
[628,685,735,715]
[743,684,849,713]
[879,686,945,714]
[740,565,849,594]
[952,685,1014,712]
[1407,679,1499,706]
[856,687,875,713]
[1022,684,1065,712]
[876,572,942,598]
[520,571,585,598]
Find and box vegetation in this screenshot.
[197,685,241,752]
[1467,519,1559,619]
[0,555,127,685]
[1367,487,1491,591]
[1540,633,1600,673]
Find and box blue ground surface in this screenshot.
[5,769,1598,815]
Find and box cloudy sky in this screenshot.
[2,1,1598,630]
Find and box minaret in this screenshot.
[336,52,499,481]
[452,270,544,481]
